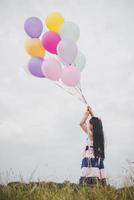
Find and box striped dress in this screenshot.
[79,133,106,186]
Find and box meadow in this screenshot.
[0,179,134,200]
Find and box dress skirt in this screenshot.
[79,144,106,186]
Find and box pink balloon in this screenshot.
[42,31,61,54]
[61,66,80,87]
[42,58,62,81]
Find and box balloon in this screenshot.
[42,31,61,54]
[28,57,45,78]
[24,17,43,38]
[42,58,62,81]
[60,21,80,42]
[24,38,45,57]
[57,39,78,65]
[74,51,86,71]
[45,12,64,32]
[61,66,80,87]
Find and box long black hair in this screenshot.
[89,117,105,160]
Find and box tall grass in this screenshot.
[0,166,134,200]
[0,179,134,200]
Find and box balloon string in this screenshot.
[53,80,89,105]
[67,84,86,104]
[76,83,89,105]
[73,87,86,104]
[57,83,85,103]
[54,82,85,104]
[73,86,86,103]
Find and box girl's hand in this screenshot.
[84,106,90,116]
[84,110,90,116]
[86,106,94,116]
[86,106,91,112]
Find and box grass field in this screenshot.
[0,166,133,200]
[0,180,134,200]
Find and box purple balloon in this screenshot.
[24,17,43,38]
[28,57,45,78]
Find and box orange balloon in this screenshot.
[24,38,45,57]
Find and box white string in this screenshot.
[51,79,89,106]
[77,83,89,105]
[54,82,85,104]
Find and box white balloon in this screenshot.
[74,51,86,71]
[60,21,80,42]
[57,39,78,65]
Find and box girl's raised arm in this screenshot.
[79,106,94,134]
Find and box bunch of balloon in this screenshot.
[24,12,88,105]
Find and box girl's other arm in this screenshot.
[79,106,94,134]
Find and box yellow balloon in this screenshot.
[45,12,64,32]
[24,38,45,58]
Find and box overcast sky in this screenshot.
[0,0,134,187]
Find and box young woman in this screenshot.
[79,106,106,186]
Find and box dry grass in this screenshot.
[0,166,134,200]
[0,180,133,200]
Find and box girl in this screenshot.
[79,106,106,186]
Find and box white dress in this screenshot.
[79,124,106,185]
